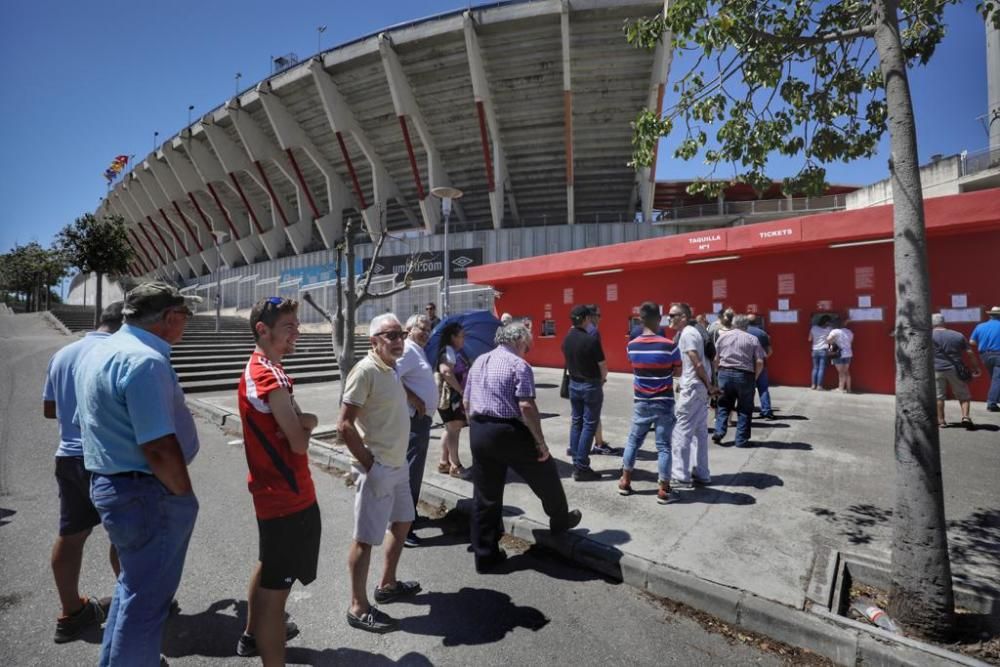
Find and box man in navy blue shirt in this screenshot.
[746,313,775,420]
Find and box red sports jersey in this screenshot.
[237,351,316,519]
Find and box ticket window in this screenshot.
[540,319,556,338]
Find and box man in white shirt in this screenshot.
[669,303,718,487]
[396,314,438,548]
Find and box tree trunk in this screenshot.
[339,230,359,403]
[874,0,955,640]
[93,272,104,330]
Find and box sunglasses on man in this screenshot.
[374,330,409,341]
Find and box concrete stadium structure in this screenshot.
[100,0,674,287]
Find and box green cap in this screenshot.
[123,282,202,318]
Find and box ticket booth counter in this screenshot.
[468,189,1000,400]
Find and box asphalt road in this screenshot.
[0,314,785,666]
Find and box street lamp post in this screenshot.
[210,231,229,333]
[430,186,463,316]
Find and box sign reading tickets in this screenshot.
[363,248,483,280]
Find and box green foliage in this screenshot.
[56,213,134,277]
[0,242,69,309]
[625,1,1000,197]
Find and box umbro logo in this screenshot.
[451,256,474,268]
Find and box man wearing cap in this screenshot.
[75,282,202,666]
[42,301,124,644]
[970,306,1000,412]
[562,304,607,481]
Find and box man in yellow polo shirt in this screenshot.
[338,313,420,634]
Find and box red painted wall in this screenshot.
[496,227,1000,400]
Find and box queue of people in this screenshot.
[39,280,1000,664]
[41,282,581,665]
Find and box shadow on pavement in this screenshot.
[670,488,757,505]
[162,598,250,658]
[707,472,784,489]
[0,508,16,527]
[747,440,814,451]
[285,648,432,666]
[399,588,549,645]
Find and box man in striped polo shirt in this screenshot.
[617,302,682,504]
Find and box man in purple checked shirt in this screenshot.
[464,321,583,573]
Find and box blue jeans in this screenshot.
[568,380,603,470]
[406,414,432,511]
[715,369,756,446]
[91,474,198,667]
[756,367,772,415]
[621,400,675,482]
[983,351,1000,406]
[811,352,827,387]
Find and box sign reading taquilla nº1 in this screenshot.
[362,248,483,280]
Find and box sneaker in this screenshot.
[373,580,421,604]
[692,476,712,486]
[987,404,999,412]
[54,597,105,643]
[591,443,615,455]
[403,532,422,548]
[671,478,693,490]
[711,434,723,445]
[235,621,300,657]
[617,479,634,496]
[572,468,602,482]
[346,606,399,634]
[656,485,674,505]
[761,412,777,421]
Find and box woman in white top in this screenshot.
[807,315,834,389]
[827,324,854,392]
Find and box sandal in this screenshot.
[437,462,450,474]
[449,465,467,478]
[961,417,974,429]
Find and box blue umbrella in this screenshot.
[424,310,502,369]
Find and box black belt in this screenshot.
[569,376,601,384]
[719,367,754,374]
[104,471,154,479]
[472,414,520,425]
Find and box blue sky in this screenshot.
[0,1,992,258]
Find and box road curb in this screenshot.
[190,413,984,667]
[186,397,236,427]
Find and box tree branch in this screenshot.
[744,24,877,45]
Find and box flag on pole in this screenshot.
[103,154,130,183]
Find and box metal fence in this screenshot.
[655,194,847,221]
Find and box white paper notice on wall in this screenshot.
[951,294,968,308]
[777,298,790,311]
[849,307,883,321]
[854,266,875,290]
[769,310,798,324]
[712,302,723,313]
[606,283,618,302]
[712,279,728,300]
[858,295,872,308]
[941,307,981,322]
[563,288,573,304]
[777,273,795,295]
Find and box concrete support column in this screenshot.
[634,1,674,223]
[561,0,575,225]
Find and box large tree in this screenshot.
[56,213,134,328]
[0,242,67,312]
[626,0,998,640]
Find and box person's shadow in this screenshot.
[161,599,251,658]
[399,588,549,646]
[285,648,432,666]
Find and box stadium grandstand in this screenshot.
[79,0,870,322]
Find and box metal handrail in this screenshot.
[655,193,847,221]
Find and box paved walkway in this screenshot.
[195,365,1000,611]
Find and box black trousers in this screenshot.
[469,415,570,564]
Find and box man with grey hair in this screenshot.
[464,322,582,572]
[74,282,202,665]
[932,313,981,428]
[396,313,438,547]
[338,313,420,633]
[712,313,765,447]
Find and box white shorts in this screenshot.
[352,462,414,546]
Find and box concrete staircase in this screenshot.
[49,306,366,393]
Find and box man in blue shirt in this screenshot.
[43,301,123,643]
[746,313,775,419]
[971,306,1000,412]
[75,282,201,667]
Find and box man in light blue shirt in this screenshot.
[42,301,123,643]
[971,306,1000,411]
[75,282,201,667]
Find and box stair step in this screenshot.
[182,369,340,393]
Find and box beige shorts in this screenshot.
[935,369,971,401]
[352,462,414,546]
